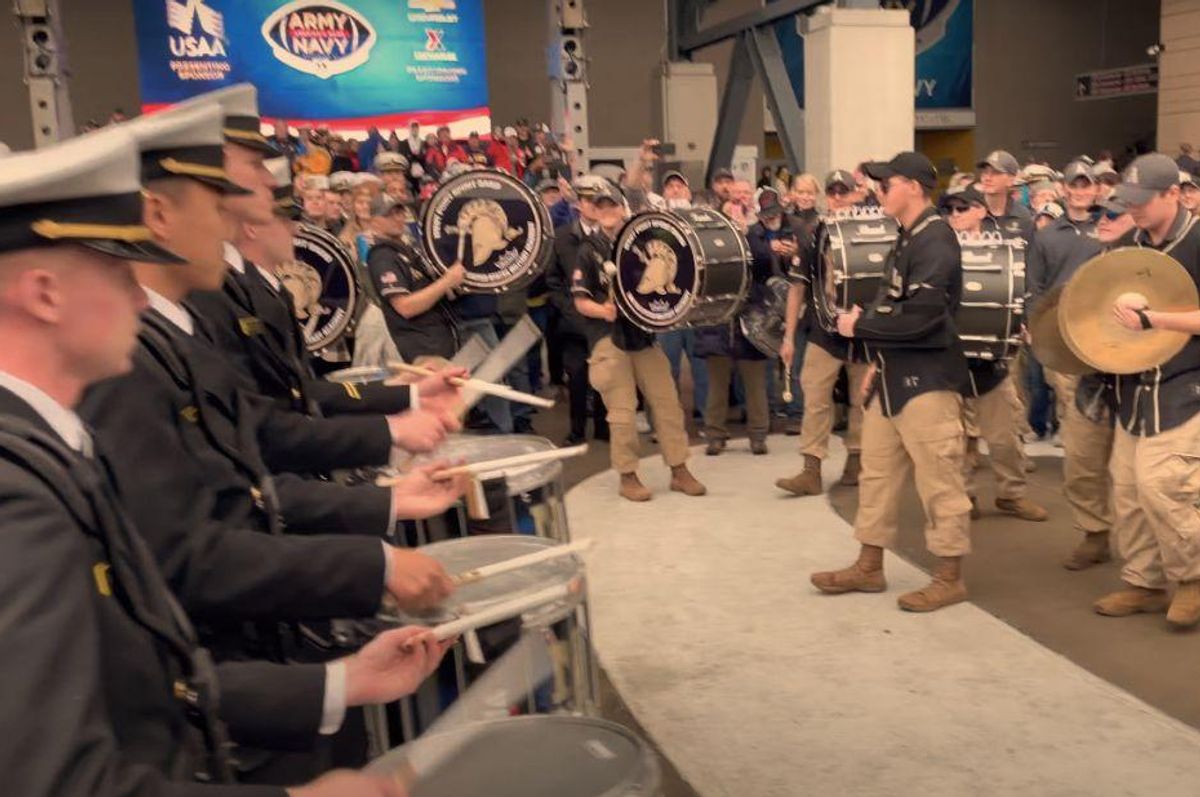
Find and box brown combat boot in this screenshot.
[619,472,652,503]
[811,544,887,594]
[839,453,862,486]
[995,497,1049,522]
[669,464,707,496]
[1093,586,1169,617]
[1063,531,1112,571]
[966,437,982,471]
[1167,581,1200,629]
[776,454,823,496]
[898,557,968,612]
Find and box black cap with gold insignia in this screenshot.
[0,127,184,264]
[123,104,251,196]
[174,83,280,156]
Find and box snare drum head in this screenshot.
[612,211,702,330]
[421,170,552,294]
[286,224,359,352]
[415,434,561,495]
[369,715,659,797]
[392,535,583,626]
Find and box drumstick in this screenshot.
[451,539,594,586]
[388,361,555,408]
[430,580,580,641]
[782,360,794,403]
[377,444,589,486]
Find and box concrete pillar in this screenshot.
[802,6,914,179]
[1158,0,1200,153]
[656,61,719,176]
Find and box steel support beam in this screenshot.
[678,0,828,55]
[706,32,756,186]
[747,26,804,172]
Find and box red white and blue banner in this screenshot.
[133,0,490,135]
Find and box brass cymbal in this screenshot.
[1029,284,1091,375]
[1059,247,1199,375]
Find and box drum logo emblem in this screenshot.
[288,225,358,351]
[452,199,521,267]
[633,240,681,296]
[261,1,377,79]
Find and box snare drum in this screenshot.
[956,233,1026,360]
[369,715,662,797]
[388,535,598,738]
[612,207,750,332]
[812,209,899,331]
[399,434,571,545]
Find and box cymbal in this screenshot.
[1029,284,1091,375]
[1059,247,1199,375]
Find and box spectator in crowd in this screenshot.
[662,169,693,210]
[376,152,412,203]
[464,131,492,167]
[524,151,554,190]
[774,165,792,195]
[622,139,667,212]
[339,185,374,248]
[1035,202,1064,231]
[757,167,773,189]
[386,129,402,152]
[786,172,821,233]
[301,179,328,226]
[400,121,425,165]
[1093,162,1120,198]
[357,126,385,172]
[1182,173,1200,216]
[1027,180,1060,214]
[271,118,299,160]
[489,126,520,174]
[425,126,468,177]
[710,167,736,203]
[515,118,536,161]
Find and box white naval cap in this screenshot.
[172,83,278,154]
[329,171,356,192]
[265,157,292,189]
[375,151,409,172]
[302,174,331,191]
[0,126,183,263]
[121,104,250,195]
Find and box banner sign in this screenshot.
[773,0,975,128]
[133,0,490,134]
[1075,63,1159,101]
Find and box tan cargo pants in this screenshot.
[798,342,868,459]
[964,375,1029,501]
[704,356,769,441]
[1111,411,1200,588]
[587,336,690,474]
[855,391,973,557]
[1045,369,1114,533]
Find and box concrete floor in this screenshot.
[526,391,1200,797]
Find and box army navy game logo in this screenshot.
[614,213,699,329]
[165,0,231,80]
[422,170,550,294]
[261,1,377,79]
[283,225,359,352]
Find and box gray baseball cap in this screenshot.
[1062,160,1096,185]
[1120,153,1180,205]
[977,149,1020,176]
[824,169,855,191]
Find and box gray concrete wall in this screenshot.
[974,0,1160,166]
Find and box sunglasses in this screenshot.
[941,204,973,215]
[1100,209,1126,221]
[826,186,851,197]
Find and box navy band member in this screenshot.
[939,185,1047,522]
[810,151,974,613]
[569,176,707,502]
[366,194,464,363]
[977,149,1035,243]
[179,85,429,419]
[1096,155,1200,629]
[1025,160,1114,569]
[775,169,871,496]
[0,126,444,797]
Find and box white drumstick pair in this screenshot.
[376,443,589,487]
[388,361,554,408]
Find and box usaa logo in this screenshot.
[166,0,227,58]
[261,0,376,80]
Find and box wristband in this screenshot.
[1134,307,1153,330]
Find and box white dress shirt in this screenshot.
[0,370,90,453]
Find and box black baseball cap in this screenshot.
[662,170,689,188]
[825,169,855,191]
[862,151,938,190]
[712,167,734,182]
[938,184,986,209]
[757,188,784,218]
[1120,153,1180,205]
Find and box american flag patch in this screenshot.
[381,272,397,284]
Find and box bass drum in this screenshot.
[612,207,750,332]
[278,223,360,357]
[956,232,1026,360]
[739,276,792,357]
[812,208,899,331]
[420,168,554,294]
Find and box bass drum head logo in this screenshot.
[261,1,376,80]
[286,224,358,351]
[422,170,550,294]
[614,213,699,329]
